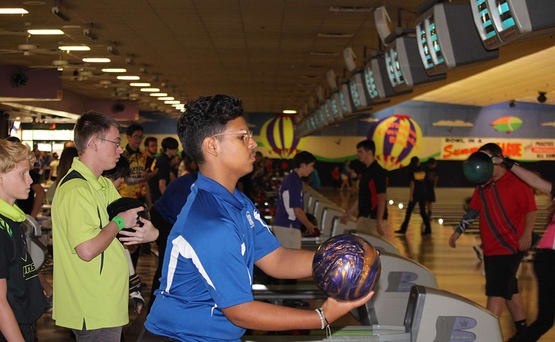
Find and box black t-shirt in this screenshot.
[426,166,438,190]
[149,153,171,203]
[16,169,40,215]
[0,213,46,325]
[145,156,155,171]
[358,161,388,219]
[410,165,429,201]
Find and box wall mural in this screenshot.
[259,115,303,159]
[490,116,522,134]
[367,115,422,171]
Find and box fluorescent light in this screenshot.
[58,45,90,51]
[0,8,29,14]
[130,82,150,87]
[158,97,174,101]
[27,29,64,35]
[116,75,140,80]
[82,57,111,63]
[149,93,167,97]
[282,109,297,114]
[164,100,180,104]
[102,68,126,73]
[140,88,160,92]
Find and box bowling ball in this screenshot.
[107,197,149,234]
[312,234,381,301]
[463,151,494,184]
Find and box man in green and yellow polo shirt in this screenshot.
[52,111,158,341]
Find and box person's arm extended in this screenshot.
[511,164,552,194]
[222,292,373,331]
[293,208,317,233]
[519,210,536,251]
[255,246,314,279]
[449,208,480,248]
[75,207,143,262]
[0,279,25,342]
[340,199,358,223]
[30,183,45,218]
[376,193,386,234]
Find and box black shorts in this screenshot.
[484,253,523,299]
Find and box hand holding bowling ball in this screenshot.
[312,234,381,301]
[463,151,494,184]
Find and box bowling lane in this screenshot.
[322,186,554,341]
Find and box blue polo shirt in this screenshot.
[145,173,281,341]
[273,171,304,229]
[153,172,197,225]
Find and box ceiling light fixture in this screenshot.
[0,8,29,14]
[317,32,354,38]
[282,109,297,114]
[158,97,174,101]
[310,51,339,56]
[27,29,64,35]
[329,6,373,13]
[102,68,126,73]
[130,82,150,87]
[82,57,110,63]
[140,88,160,92]
[149,93,167,97]
[164,100,180,104]
[116,75,139,80]
[58,45,90,51]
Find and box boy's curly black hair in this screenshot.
[177,95,243,164]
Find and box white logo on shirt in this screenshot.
[246,211,255,228]
[253,209,272,233]
[241,243,246,256]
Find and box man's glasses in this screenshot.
[98,137,121,148]
[211,130,254,144]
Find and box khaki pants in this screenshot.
[271,226,302,249]
[356,216,378,235]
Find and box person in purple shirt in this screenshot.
[273,151,317,234]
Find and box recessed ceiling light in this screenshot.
[317,32,354,38]
[0,8,29,14]
[82,57,110,63]
[310,51,339,56]
[130,82,150,87]
[164,100,180,104]
[329,6,373,12]
[116,75,140,80]
[58,45,90,51]
[27,29,64,35]
[140,88,160,92]
[149,93,167,97]
[158,97,174,100]
[102,68,126,73]
[282,109,297,114]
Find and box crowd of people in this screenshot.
[0,94,553,342]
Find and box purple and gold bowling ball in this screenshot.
[312,234,381,301]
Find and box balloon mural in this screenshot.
[260,115,303,158]
[367,115,422,171]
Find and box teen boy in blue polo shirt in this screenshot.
[145,95,373,341]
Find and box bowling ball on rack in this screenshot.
[312,234,381,301]
[463,151,494,185]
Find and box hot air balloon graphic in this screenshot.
[260,115,302,158]
[367,115,422,171]
[491,116,522,134]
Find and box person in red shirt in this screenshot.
[449,143,536,338]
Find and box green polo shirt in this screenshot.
[52,157,128,330]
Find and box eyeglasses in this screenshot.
[97,137,121,148]
[211,130,254,144]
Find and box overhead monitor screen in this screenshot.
[339,83,353,115]
[363,65,380,99]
